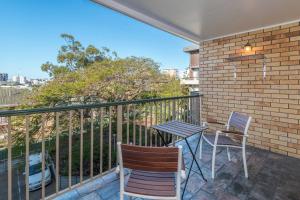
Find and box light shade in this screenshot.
[244,42,252,52]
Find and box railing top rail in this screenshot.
[0,94,202,117]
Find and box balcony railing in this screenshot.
[0,93,202,200]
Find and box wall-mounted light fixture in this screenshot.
[263,59,267,80]
[233,65,237,80]
[244,42,252,52]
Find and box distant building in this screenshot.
[0,73,8,82]
[30,78,48,86]
[32,79,39,85]
[11,75,28,84]
[180,46,199,92]
[12,75,20,83]
[162,69,178,78]
[19,76,27,84]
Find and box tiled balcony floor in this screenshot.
[54,134,300,200]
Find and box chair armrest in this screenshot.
[219,130,247,137]
[206,118,226,125]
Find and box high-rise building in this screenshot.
[0,73,8,82]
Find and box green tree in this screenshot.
[30,34,187,106]
[9,34,188,176]
[41,34,117,78]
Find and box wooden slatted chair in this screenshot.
[199,112,252,179]
[117,142,182,200]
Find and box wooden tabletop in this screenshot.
[152,120,206,138]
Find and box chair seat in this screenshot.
[125,170,176,197]
[203,133,240,146]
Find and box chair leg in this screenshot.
[212,145,217,179]
[227,147,231,161]
[120,193,124,200]
[242,146,248,178]
[199,136,203,159]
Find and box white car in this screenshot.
[26,153,52,191]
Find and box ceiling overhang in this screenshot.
[92,0,300,44]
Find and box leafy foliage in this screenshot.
[29,34,187,106]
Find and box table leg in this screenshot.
[181,132,207,199]
[185,134,207,182]
[181,140,198,199]
[155,130,168,146]
[168,134,173,145]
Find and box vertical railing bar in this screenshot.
[181,99,183,121]
[195,97,198,125]
[160,102,163,146]
[183,98,185,121]
[139,106,142,146]
[68,111,72,188]
[25,116,29,200]
[164,100,167,122]
[150,104,153,147]
[182,99,187,122]
[172,99,176,120]
[172,100,175,120]
[126,105,130,144]
[41,115,45,200]
[199,95,202,126]
[191,97,193,124]
[177,99,181,121]
[160,101,163,123]
[178,99,180,120]
[176,99,178,120]
[195,97,197,124]
[164,100,173,144]
[172,100,176,145]
[7,117,12,200]
[117,105,123,142]
[80,109,83,183]
[55,112,60,194]
[99,108,103,174]
[144,105,148,146]
[133,105,136,145]
[187,98,191,123]
[108,107,112,170]
[117,105,122,166]
[177,99,180,140]
[155,103,158,147]
[168,100,171,120]
[90,109,94,178]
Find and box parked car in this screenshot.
[25,153,52,191]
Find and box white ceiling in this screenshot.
[93,0,300,43]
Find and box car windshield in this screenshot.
[29,163,47,176]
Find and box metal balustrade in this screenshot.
[0,94,202,200]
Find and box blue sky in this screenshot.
[0,0,193,79]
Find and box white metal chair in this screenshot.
[199,112,252,179]
[117,142,182,200]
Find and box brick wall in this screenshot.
[199,21,300,158]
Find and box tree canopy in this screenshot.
[29,34,187,107]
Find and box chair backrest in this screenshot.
[119,144,180,172]
[227,112,252,135]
